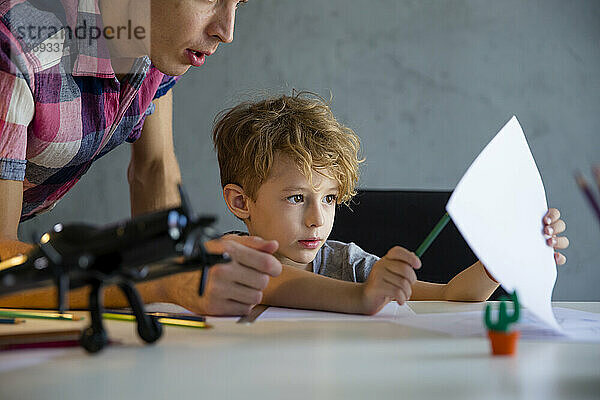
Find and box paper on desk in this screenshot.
[258,302,415,321]
[395,308,600,342]
[446,116,560,331]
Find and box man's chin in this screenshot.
[149,57,191,76]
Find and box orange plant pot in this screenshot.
[487,330,520,356]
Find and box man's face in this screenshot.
[245,154,339,269]
[149,0,246,76]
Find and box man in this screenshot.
[0,0,281,315]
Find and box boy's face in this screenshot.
[245,154,339,269]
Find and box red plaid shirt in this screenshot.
[0,0,180,220]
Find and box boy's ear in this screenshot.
[223,184,251,220]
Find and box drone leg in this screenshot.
[79,280,108,353]
[118,280,163,344]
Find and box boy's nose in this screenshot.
[305,203,325,228]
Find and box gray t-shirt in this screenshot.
[310,240,380,283]
[224,233,379,283]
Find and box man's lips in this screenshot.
[185,49,208,67]
[298,239,322,249]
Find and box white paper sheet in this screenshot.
[258,302,415,321]
[446,116,560,331]
[395,308,600,342]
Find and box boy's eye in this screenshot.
[287,194,304,204]
[323,194,337,205]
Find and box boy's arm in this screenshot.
[410,261,499,301]
[262,246,421,315]
[261,265,367,313]
[410,208,568,302]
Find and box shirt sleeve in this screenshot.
[344,242,380,283]
[0,28,35,181]
[317,240,380,283]
[153,74,181,101]
[126,74,180,143]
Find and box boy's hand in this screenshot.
[360,246,421,315]
[544,208,569,265]
[160,236,282,316]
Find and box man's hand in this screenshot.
[360,246,421,315]
[158,236,281,316]
[544,208,569,265]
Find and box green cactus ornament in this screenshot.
[484,291,520,332]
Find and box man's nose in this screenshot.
[207,3,236,44]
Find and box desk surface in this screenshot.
[0,302,599,400]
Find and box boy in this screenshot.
[212,92,569,315]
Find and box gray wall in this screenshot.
[19,0,600,300]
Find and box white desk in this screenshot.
[0,302,598,400]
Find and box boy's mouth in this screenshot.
[298,238,322,249]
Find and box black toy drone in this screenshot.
[0,186,228,353]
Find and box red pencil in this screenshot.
[575,171,600,223]
[0,329,81,351]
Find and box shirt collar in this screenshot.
[61,0,115,78]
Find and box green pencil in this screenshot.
[414,212,451,258]
[0,310,83,321]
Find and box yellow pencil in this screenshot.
[102,313,210,329]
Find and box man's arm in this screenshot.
[1,91,283,314]
[0,179,112,308]
[128,90,181,216]
[123,91,283,315]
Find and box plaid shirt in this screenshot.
[0,0,180,221]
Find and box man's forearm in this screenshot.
[0,278,168,310]
[0,237,171,309]
[262,265,368,314]
[0,239,34,260]
[128,158,181,217]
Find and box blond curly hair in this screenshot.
[212,91,363,204]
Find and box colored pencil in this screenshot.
[0,329,82,351]
[415,212,451,258]
[574,171,600,223]
[104,309,206,322]
[0,317,25,324]
[199,267,209,295]
[103,313,209,329]
[237,304,268,324]
[0,310,83,321]
[593,165,600,194]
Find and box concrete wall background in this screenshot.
[19,0,600,300]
